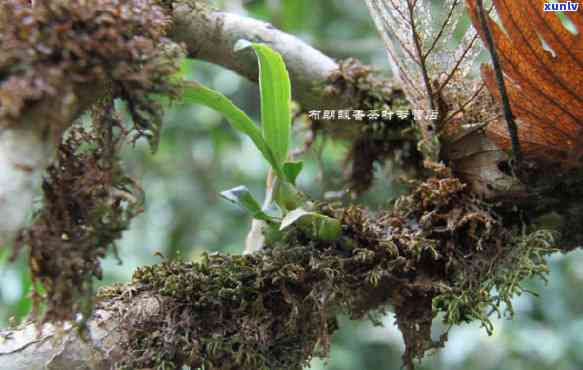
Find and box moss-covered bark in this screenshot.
[96,172,554,369]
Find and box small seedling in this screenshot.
[179,41,340,244]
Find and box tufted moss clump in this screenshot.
[1,0,187,324]
[17,101,145,323]
[326,58,403,113]
[108,172,555,370]
[0,0,183,149]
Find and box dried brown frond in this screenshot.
[467,0,583,166]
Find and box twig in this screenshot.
[406,1,436,115]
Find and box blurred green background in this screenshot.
[2,1,583,369]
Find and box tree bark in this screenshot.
[0,294,162,370]
[0,127,52,245]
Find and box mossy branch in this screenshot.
[0,175,556,369]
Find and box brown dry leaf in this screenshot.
[467,0,583,166]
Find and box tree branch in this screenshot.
[0,127,52,245]
[0,295,157,370]
[169,2,348,112]
[0,173,557,369]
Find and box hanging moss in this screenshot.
[18,102,145,323]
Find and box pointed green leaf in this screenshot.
[280,208,313,231]
[282,160,303,185]
[237,41,292,169]
[220,186,271,221]
[180,81,283,178]
[280,208,341,241]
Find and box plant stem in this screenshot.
[475,0,522,165]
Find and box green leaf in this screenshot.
[280,208,341,241]
[282,160,303,185]
[280,208,313,231]
[220,186,271,221]
[180,81,283,177]
[273,180,303,211]
[171,58,195,82]
[237,41,292,169]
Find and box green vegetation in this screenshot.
[181,42,340,242]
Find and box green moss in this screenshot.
[103,174,556,369]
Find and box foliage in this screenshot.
[181,80,282,177]
[181,42,340,241]
[182,42,293,184]
[239,41,292,169]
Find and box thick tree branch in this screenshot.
[170,2,348,112]
[0,295,158,370]
[0,127,52,245]
[0,87,101,246]
[0,175,556,369]
[0,312,115,370]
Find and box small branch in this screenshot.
[0,127,52,246]
[0,296,151,370]
[406,0,435,114]
[423,0,460,59]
